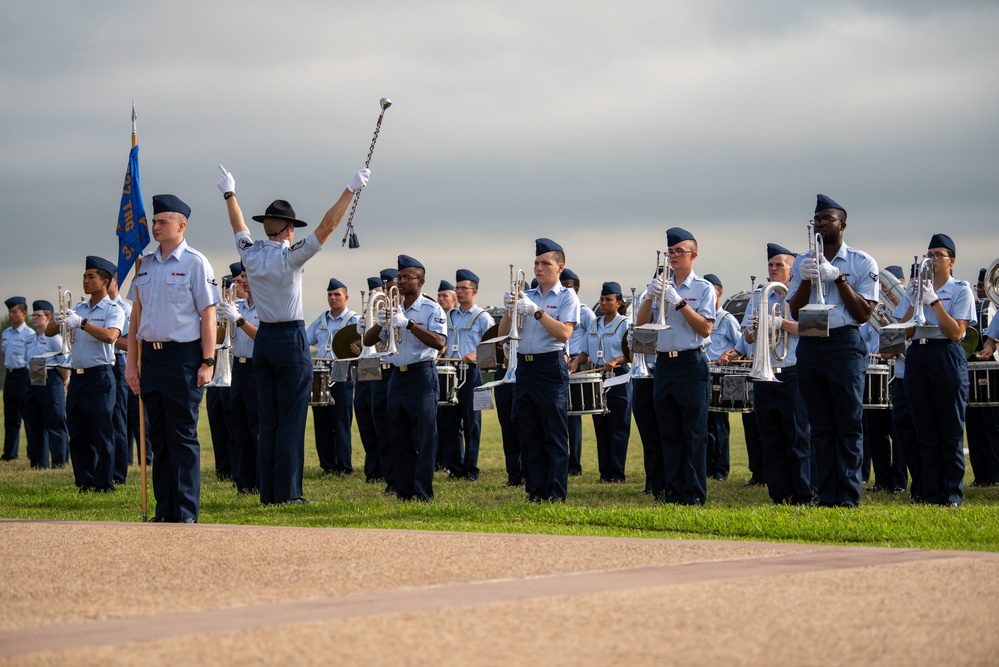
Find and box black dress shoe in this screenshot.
[285,497,310,505]
[93,485,116,493]
[504,480,522,487]
[744,477,765,487]
[180,517,197,523]
[365,476,383,484]
[78,486,93,494]
[148,516,171,523]
[568,469,582,477]
[711,473,727,481]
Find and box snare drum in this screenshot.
[438,364,459,406]
[863,363,891,409]
[968,361,999,407]
[568,373,606,415]
[709,366,753,413]
[310,360,333,406]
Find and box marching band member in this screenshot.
[897,234,976,506]
[560,268,595,476]
[499,238,579,502]
[205,274,234,482]
[107,270,134,484]
[217,164,368,505]
[968,268,999,487]
[354,275,385,484]
[495,342,526,487]
[743,244,813,505]
[2,296,33,461]
[628,284,659,495]
[859,316,906,494]
[568,281,631,483]
[371,268,399,494]
[439,269,494,481]
[23,300,69,468]
[435,279,457,470]
[636,227,716,505]
[788,194,877,508]
[306,277,359,476]
[53,256,125,492]
[218,262,260,494]
[126,195,218,522]
[703,273,741,482]
[363,255,447,501]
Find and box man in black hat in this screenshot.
[216,164,368,505]
[2,296,33,461]
[788,194,877,508]
[126,195,219,522]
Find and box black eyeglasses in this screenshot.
[925,252,952,261]
[396,274,419,283]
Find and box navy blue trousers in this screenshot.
[111,354,129,482]
[754,367,812,504]
[514,353,570,502]
[652,350,710,505]
[494,367,525,485]
[743,410,764,480]
[386,362,438,500]
[24,369,68,468]
[864,405,906,491]
[3,368,28,460]
[593,371,631,481]
[353,379,382,480]
[905,342,968,505]
[892,377,921,501]
[631,378,659,493]
[438,365,484,479]
[229,359,259,493]
[372,371,395,489]
[141,342,203,519]
[254,322,310,504]
[796,328,866,507]
[313,379,354,473]
[206,386,233,479]
[706,412,730,480]
[966,404,999,485]
[67,365,116,490]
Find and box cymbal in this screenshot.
[482,323,505,367]
[621,329,630,363]
[961,327,980,360]
[331,325,362,361]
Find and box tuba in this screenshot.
[981,257,999,331]
[57,285,73,357]
[504,265,527,384]
[205,283,235,387]
[748,281,788,383]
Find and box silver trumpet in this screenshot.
[504,265,527,384]
[205,283,235,387]
[798,221,834,337]
[748,281,789,383]
[57,285,73,357]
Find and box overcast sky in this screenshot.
[2,1,997,317]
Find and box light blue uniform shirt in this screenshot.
[236,230,321,323]
[70,296,125,368]
[649,272,716,353]
[231,299,259,360]
[860,322,879,355]
[891,299,910,379]
[127,239,219,343]
[306,308,360,360]
[111,295,132,357]
[518,282,580,355]
[740,286,799,367]
[987,314,999,341]
[446,306,495,360]
[2,323,33,369]
[897,276,977,341]
[26,331,66,368]
[788,242,878,329]
[378,295,447,366]
[706,309,741,362]
[568,303,596,356]
[584,313,629,366]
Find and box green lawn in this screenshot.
[1,396,997,552]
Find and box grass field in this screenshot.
[1,396,997,552]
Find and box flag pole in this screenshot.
[132,101,149,522]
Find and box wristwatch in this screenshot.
[834,274,848,284]
[674,301,687,311]
[80,318,89,330]
[533,310,544,320]
[406,319,416,330]
[223,191,235,200]
[235,317,246,328]
[202,357,215,367]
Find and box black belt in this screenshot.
[73,364,112,375]
[656,349,702,361]
[828,325,860,337]
[394,360,434,372]
[142,340,198,351]
[259,320,305,330]
[518,351,561,362]
[6,368,27,375]
[915,338,955,346]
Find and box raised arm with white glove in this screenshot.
[217,164,236,195]
[347,168,370,194]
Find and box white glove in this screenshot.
[920,280,939,306]
[817,257,841,282]
[663,284,682,306]
[218,303,239,323]
[217,164,236,195]
[391,311,410,330]
[503,291,516,311]
[347,168,370,193]
[800,257,819,281]
[744,311,758,333]
[767,314,783,331]
[56,311,82,330]
[376,309,389,327]
[904,280,919,304]
[355,320,366,336]
[517,296,538,316]
[646,277,663,299]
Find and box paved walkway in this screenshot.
[1,520,997,666]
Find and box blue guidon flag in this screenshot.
[115,142,149,281]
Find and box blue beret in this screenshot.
[327,278,346,292]
[884,265,904,280]
[980,268,988,282]
[221,275,233,289]
[560,268,580,282]
[535,238,563,256]
[455,269,479,284]
[251,199,308,228]
[703,273,722,288]
[5,296,26,309]
[928,233,956,257]
[815,194,845,214]
[766,243,795,260]
[229,262,243,278]
[397,255,425,271]
[152,194,191,219]
[86,255,117,276]
[530,278,539,289]
[437,280,455,292]
[601,281,622,296]
[367,276,382,290]
[379,268,398,282]
[32,300,54,312]
[666,227,695,247]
